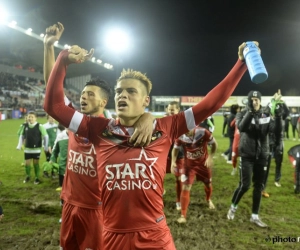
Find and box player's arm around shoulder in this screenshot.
[129,112,155,147]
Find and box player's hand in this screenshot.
[204,155,213,168]
[273,89,282,101]
[44,22,64,46]
[247,98,254,112]
[130,113,154,147]
[67,45,94,64]
[238,41,259,61]
[48,147,52,154]
[0,214,3,221]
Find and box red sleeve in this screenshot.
[192,59,247,125]
[44,50,76,129]
[157,113,188,143]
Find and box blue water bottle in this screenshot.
[243,41,268,84]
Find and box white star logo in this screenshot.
[82,144,96,155]
[129,148,158,179]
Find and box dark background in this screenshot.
[1,0,300,96]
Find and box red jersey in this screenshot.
[60,98,104,209]
[73,115,188,232]
[44,49,247,234]
[61,131,102,209]
[174,127,214,166]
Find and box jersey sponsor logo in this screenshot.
[186,147,205,160]
[67,144,97,177]
[105,148,158,191]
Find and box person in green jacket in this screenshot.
[50,123,69,189]
[43,115,58,161]
[17,114,28,137]
[16,111,49,184]
[17,115,28,167]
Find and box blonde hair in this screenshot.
[117,69,152,95]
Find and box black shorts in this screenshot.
[24,153,40,160]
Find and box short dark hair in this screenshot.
[230,104,240,114]
[84,77,112,100]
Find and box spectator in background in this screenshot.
[50,123,68,191]
[297,116,300,140]
[262,94,289,197]
[50,123,69,223]
[16,111,49,184]
[284,113,291,140]
[222,108,230,137]
[227,91,282,227]
[43,115,58,164]
[222,104,240,164]
[199,116,215,133]
[17,115,28,167]
[290,107,300,141]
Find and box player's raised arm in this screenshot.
[44,22,64,84]
[43,46,94,133]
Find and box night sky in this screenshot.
[2,0,300,96]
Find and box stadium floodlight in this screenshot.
[54,41,59,47]
[64,44,70,49]
[40,33,44,38]
[97,59,102,64]
[104,28,131,53]
[8,20,17,27]
[91,57,96,62]
[25,28,32,34]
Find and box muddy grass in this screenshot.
[0,197,278,250]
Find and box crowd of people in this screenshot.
[1,21,300,249]
[0,71,81,113]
